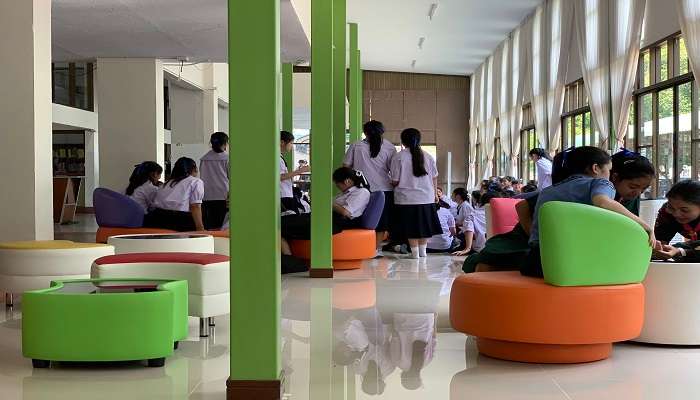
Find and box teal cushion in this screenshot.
[539,201,651,286]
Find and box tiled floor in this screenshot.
[2,216,700,398]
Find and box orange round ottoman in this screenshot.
[289,229,375,270]
[95,227,176,244]
[450,272,645,363]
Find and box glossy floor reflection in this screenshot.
[4,250,700,399]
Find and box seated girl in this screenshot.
[281,167,371,240]
[452,192,500,256]
[125,161,163,214]
[521,146,656,277]
[146,157,205,232]
[653,180,700,261]
[462,148,656,273]
[426,200,460,253]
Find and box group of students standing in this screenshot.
[125,132,230,233]
[280,120,443,259]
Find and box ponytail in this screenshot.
[400,128,427,177]
[363,120,385,158]
[333,167,371,191]
[126,161,163,195]
[529,147,552,161]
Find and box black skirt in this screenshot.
[375,191,394,232]
[202,200,228,230]
[145,208,196,232]
[391,203,442,240]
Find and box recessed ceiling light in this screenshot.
[428,3,438,20]
[418,37,425,50]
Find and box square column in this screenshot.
[349,23,363,143]
[227,0,282,399]
[332,0,347,169]
[96,58,164,191]
[0,0,53,241]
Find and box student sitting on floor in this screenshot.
[437,187,457,216]
[146,157,205,232]
[125,161,163,214]
[281,167,371,241]
[426,200,460,253]
[453,192,500,256]
[521,146,657,278]
[653,180,700,261]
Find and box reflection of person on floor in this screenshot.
[390,313,437,390]
[359,343,395,395]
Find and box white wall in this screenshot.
[170,84,205,145]
[218,104,229,133]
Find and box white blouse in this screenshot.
[343,139,397,192]
[128,181,159,214]
[152,175,205,212]
[334,186,371,219]
[390,149,439,205]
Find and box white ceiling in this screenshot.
[52,0,310,63]
[348,0,542,75]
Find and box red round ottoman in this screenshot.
[289,229,375,270]
[449,272,645,363]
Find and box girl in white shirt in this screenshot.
[529,148,553,190]
[281,167,371,240]
[125,161,162,214]
[280,130,309,213]
[147,157,205,232]
[453,192,500,256]
[390,128,442,259]
[344,120,397,250]
[426,200,459,253]
[200,131,229,229]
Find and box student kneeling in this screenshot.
[282,167,370,240]
[146,157,206,232]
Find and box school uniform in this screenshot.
[344,139,397,232]
[521,174,616,277]
[655,203,700,243]
[463,206,487,252]
[462,192,539,273]
[389,149,442,240]
[440,195,459,217]
[536,158,553,190]
[128,181,159,214]
[426,207,458,252]
[280,156,299,213]
[146,175,205,232]
[281,186,371,240]
[454,201,474,231]
[200,150,229,229]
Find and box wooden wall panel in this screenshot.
[437,89,469,185]
[370,90,404,131]
[404,90,437,132]
[363,70,468,90]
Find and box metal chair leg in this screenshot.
[199,318,209,338]
[4,293,12,308]
[208,317,215,327]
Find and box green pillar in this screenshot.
[349,23,362,143]
[227,0,281,397]
[332,0,347,168]
[311,0,334,277]
[282,62,294,167]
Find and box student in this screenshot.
[200,131,229,229]
[147,157,205,232]
[500,176,516,196]
[281,167,371,240]
[453,192,500,256]
[390,128,442,259]
[280,130,309,213]
[451,188,473,228]
[654,180,700,246]
[125,161,163,214]
[521,146,656,277]
[344,120,397,251]
[529,148,553,190]
[436,187,457,216]
[610,149,656,215]
[426,200,460,253]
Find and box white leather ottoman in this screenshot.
[91,252,229,337]
[0,241,114,306]
[636,261,700,344]
[108,234,215,255]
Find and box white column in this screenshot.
[0,0,53,241]
[97,59,165,191]
[203,63,219,136]
[84,130,99,207]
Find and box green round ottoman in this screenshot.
[22,278,188,368]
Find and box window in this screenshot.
[631,32,697,198]
[520,104,537,182]
[561,79,596,149]
[52,62,94,111]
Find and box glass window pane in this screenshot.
[53,62,70,106]
[584,112,592,145]
[74,63,88,110]
[528,129,536,181]
[562,116,571,148]
[659,43,669,82]
[642,51,651,87]
[679,37,690,75]
[626,103,635,149]
[639,147,654,199]
[695,142,700,181]
[574,114,584,147]
[640,93,653,146]
[658,88,674,197]
[679,82,692,179]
